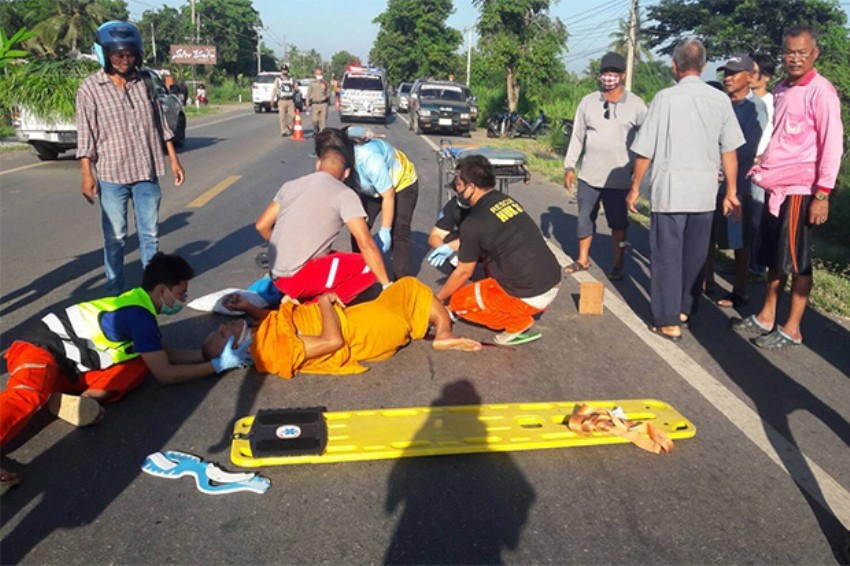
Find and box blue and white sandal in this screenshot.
[141,450,271,495]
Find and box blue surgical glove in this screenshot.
[212,335,253,374]
[377,227,392,252]
[427,243,455,267]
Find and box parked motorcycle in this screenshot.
[508,110,549,139]
[486,106,512,138]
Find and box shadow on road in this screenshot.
[383,380,536,564]
[0,315,225,563]
[0,212,194,354]
[177,136,225,153]
[601,218,850,561]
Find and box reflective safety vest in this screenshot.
[40,287,157,373]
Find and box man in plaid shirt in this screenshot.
[76,21,185,296]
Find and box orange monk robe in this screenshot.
[251,277,434,378]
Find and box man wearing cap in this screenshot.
[706,54,768,310]
[273,64,297,137]
[563,52,647,280]
[627,38,745,342]
[733,25,844,349]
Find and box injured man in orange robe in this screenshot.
[203,277,482,378]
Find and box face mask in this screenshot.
[315,74,323,81]
[161,287,184,316]
[600,72,621,91]
[456,184,472,209]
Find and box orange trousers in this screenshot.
[449,278,543,334]
[1,341,149,447]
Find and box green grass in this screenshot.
[183,105,220,119]
[484,135,850,320]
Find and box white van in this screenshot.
[339,66,390,124]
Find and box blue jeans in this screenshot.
[99,179,161,295]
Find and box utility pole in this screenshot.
[256,29,262,74]
[625,0,638,91]
[189,0,196,42]
[465,26,473,86]
[151,23,156,66]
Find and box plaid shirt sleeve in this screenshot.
[75,80,98,161]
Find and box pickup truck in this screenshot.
[11,68,187,161]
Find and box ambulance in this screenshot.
[339,65,391,124]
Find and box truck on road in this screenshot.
[11,68,186,161]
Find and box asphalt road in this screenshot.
[1,105,848,564]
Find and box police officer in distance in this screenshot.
[306,67,330,135]
[273,64,297,137]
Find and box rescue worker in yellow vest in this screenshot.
[0,253,251,491]
[306,67,330,135]
[273,63,297,137]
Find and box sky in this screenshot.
[126,0,646,76]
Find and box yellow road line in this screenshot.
[0,161,50,177]
[187,174,241,208]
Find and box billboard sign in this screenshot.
[170,45,217,65]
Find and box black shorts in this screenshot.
[757,194,814,276]
[713,187,752,250]
[576,181,629,239]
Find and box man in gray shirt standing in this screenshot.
[563,52,647,281]
[627,39,745,342]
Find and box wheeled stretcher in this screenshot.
[436,140,531,209]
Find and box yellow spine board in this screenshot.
[230,399,696,468]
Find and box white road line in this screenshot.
[0,161,50,177]
[186,110,255,131]
[546,240,850,529]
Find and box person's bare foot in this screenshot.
[432,335,482,352]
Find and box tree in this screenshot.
[644,0,850,135]
[137,5,192,67]
[608,16,654,63]
[369,0,462,86]
[1,0,54,37]
[286,45,323,78]
[195,0,260,78]
[330,50,361,80]
[645,0,847,59]
[25,0,129,57]
[473,0,567,112]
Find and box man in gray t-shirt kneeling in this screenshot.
[255,129,391,304]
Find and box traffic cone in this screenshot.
[292,110,305,141]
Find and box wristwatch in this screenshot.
[814,190,829,201]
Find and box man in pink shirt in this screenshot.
[732,25,844,349]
